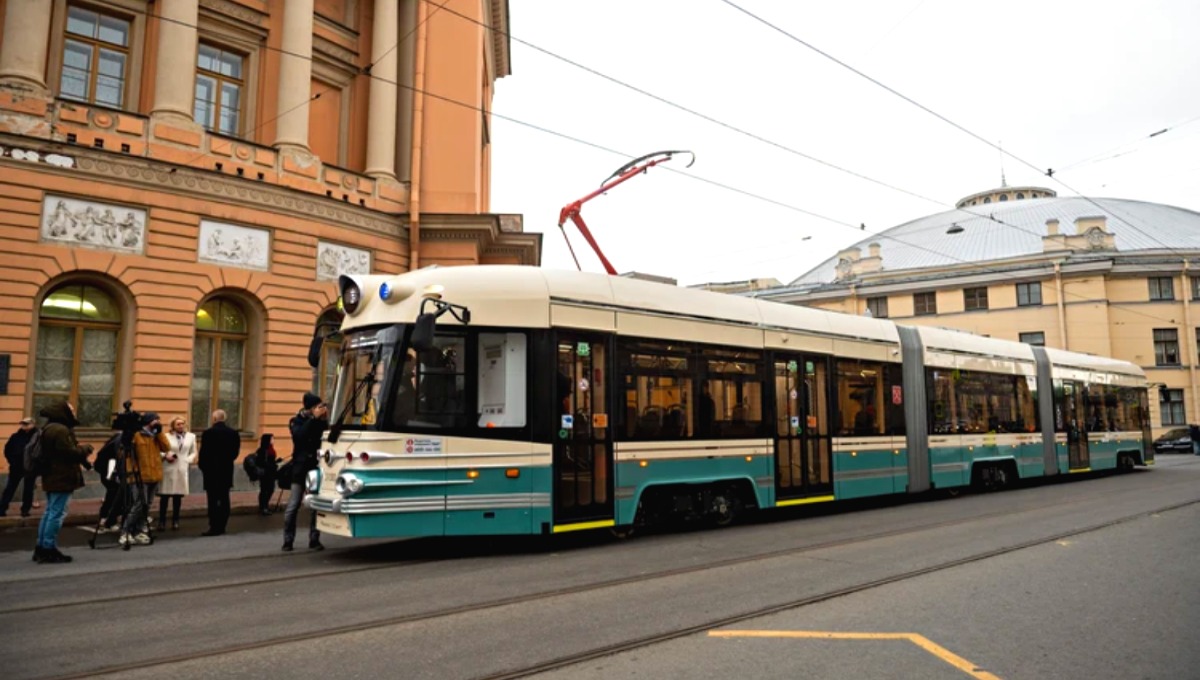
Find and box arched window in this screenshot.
[1016,192,1025,200]
[313,307,345,400]
[999,194,1008,202]
[191,297,248,430]
[983,197,992,204]
[34,283,121,427]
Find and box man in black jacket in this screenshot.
[282,392,327,552]
[198,409,240,536]
[35,402,93,563]
[1,416,36,518]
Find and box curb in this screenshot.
[0,499,283,531]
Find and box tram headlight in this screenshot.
[306,468,321,493]
[339,275,363,315]
[335,473,364,498]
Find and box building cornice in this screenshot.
[490,0,512,78]
[0,135,402,236]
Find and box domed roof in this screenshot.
[790,195,1200,286]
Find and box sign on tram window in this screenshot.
[592,413,608,428]
[787,360,798,373]
[577,341,591,357]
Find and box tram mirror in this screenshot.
[411,313,437,352]
[307,329,324,369]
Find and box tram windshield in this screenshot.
[330,325,402,430]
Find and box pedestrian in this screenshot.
[198,409,240,536]
[283,392,327,552]
[119,412,169,547]
[157,416,196,531]
[93,432,123,532]
[34,401,94,564]
[1,416,37,518]
[1191,422,1200,455]
[255,433,278,515]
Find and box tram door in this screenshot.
[552,333,615,526]
[774,354,833,500]
[1063,380,1090,470]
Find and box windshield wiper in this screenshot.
[329,360,377,444]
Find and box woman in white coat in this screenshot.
[157,416,197,531]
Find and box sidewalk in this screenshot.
[0,488,292,530]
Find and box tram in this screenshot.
[305,266,1152,538]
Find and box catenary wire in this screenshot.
[714,0,1197,261]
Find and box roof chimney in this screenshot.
[1046,219,1059,236]
[868,242,881,258]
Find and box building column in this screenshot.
[273,0,315,151]
[150,0,200,123]
[0,0,54,92]
[364,0,399,178]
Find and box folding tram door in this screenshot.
[551,332,615,531]
[1062,380,1091,470]
[773,354,834,503]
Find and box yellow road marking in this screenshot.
[775,494,835,508]
[551,519,615,534]
[709,630,1001,680]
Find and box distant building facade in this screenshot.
[0,0,539,466]
[757,185,1200,437]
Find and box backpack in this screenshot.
[243,453,260,483]
[22,426,45,477]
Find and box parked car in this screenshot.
[1153,428,1194,453]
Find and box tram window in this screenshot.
[1016,375,1039,431]
[701,350,764,438]
[413,335,468,427]
[836,359,885,436]
[625,375,692,439]
[926,369,956,434]
[928,369,1035,434]
[619,341,693,441]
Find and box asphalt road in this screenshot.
[2,455,1198,680]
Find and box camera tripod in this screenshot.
[88,432,155,550]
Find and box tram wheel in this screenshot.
[710,491,740,527]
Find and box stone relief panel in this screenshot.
[317,241,371,281]
[41,195,146,253]
[198,220,270,270]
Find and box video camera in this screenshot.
[111,400,142,447]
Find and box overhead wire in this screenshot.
[714,0,1197,263]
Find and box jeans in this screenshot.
[282,482,319,545]
[121,482,158,535]
[0,469,35,516]
[36,492,71,549]
[206,487,230,534]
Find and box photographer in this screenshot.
[282,392,327,552]
[118,412,169,547]
[34,401,94,564]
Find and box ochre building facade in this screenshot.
[0,0,539,468]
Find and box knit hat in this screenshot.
[303,392,322,410]
[141,411,160,426]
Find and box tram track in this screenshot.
[6,469,1185,617]
[37,488,1200,680]
[2,470,1160,616]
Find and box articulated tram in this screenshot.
[305,266,1152,538]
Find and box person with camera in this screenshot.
[282,392,327,552]
[1,416,37,518]
[119,412,170,547]
[34,401,94,564]
[158,417,196,531]
[199,409,240,536]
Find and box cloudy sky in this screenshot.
[487,0,1200,287]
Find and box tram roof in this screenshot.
[342,266,1143,379]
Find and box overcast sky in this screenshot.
[487,0,1200,287]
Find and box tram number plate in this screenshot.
[316,512,350,535]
